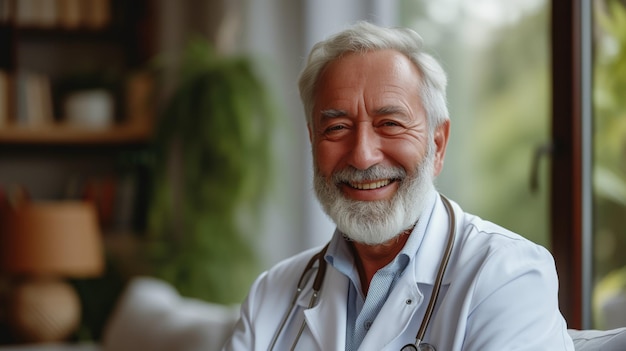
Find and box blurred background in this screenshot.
[0,0,625,344]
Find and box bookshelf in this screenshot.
[0,0,155,143]
[0,0,156,233]
[0,1,160,345]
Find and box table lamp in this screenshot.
[0,201,104,343]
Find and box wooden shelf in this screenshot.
[0,123,153,145]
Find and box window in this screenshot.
[591,0,626,330]
[552,0,626,329]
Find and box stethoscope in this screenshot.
[269,194,456,351]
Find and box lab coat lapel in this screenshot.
[413,195,455,285]
[299,263,348,351]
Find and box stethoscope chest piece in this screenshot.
[400,343,436,351]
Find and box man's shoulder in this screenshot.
[443,196,533,247]
[262,246,325,282]
[273,246,322,267]
[458,210,552,262]
[245,245,325,304]
[462,211,535,245]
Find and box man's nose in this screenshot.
[347,123,383,170]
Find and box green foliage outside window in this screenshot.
[592,0,626,328]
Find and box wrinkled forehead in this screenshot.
[312,50,425,114]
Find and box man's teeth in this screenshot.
[350,179,391,190]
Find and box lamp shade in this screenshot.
[0,201,104,277]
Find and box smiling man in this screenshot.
[223,21,574,351]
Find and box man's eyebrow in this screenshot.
[320,109,348,118]
[374,105,406,115]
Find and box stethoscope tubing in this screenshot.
[268,244,329,351]
[402,194,456,351]
[269,194,456,351]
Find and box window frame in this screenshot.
[551,0,594,329]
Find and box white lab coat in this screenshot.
[222,196,575,350]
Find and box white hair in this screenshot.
[298,21,449,132]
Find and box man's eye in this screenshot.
[380,121,404,129]
[326,125,346,132]
[382,121,399,127]
[378,121,406,135]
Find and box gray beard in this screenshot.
[313,145,436,245]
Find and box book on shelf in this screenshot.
[125,71,155,128]
[12,0,111,29]
[15,71,54,127]
[37,0,59,28]
[84,0,110,29]
[57,0,82,29]
[0,70,9,127]
[15,0,37,27]
[0,0,10,24]
[15,0,56,28]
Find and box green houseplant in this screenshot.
[147,38,275,304]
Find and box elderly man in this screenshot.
[223,21,574,351]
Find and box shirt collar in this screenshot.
[394,189,438,272]
[325,189,439,277]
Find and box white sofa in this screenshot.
[102,277,240,351]
[1,276,624,351]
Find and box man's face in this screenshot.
[309,49,449,245]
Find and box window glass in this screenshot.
[592,0,626,330]
[399,0,551,247]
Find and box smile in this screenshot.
[347,179,393,190]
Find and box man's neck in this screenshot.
[350,231,411,295]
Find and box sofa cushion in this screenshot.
[568,328,626,351]
[101,277,239,351]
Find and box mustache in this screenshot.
[331,165,407,184]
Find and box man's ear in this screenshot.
[433,119,450,176]
[307,124,313,143]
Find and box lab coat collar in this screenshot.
[412,193,462,285]
[299,262,348,350]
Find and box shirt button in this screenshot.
[406,298,413,305]
[364,321,372,330]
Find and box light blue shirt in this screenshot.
[325,191,438,351]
